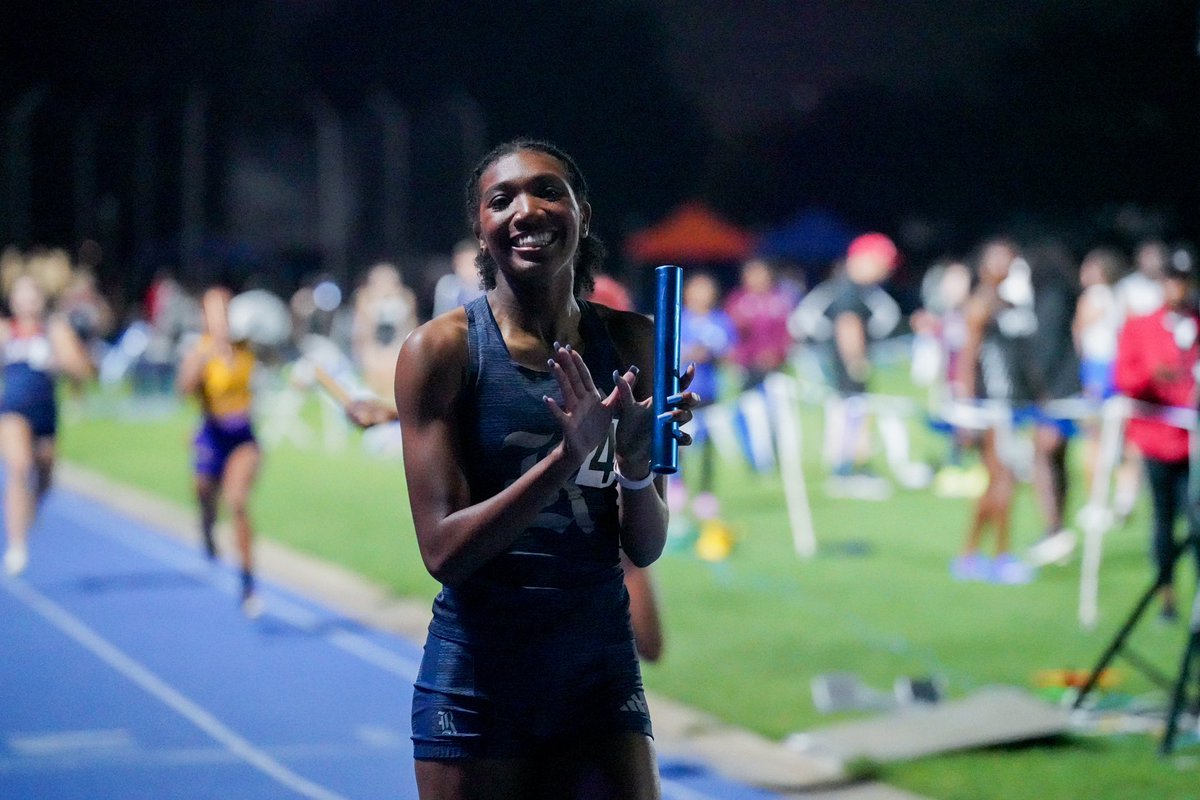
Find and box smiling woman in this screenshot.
[393,139,699,799]
[467,139,607,299]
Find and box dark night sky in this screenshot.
[655,0,1051,134]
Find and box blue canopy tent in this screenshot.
[756,209,859,282]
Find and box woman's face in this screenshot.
[9,276,45,320]
[1079,258,1104,289]
[1163,275,1190,310]
[476,149,590,289]
[684,275,718,312]
[740,260,773,293]
[979,243,1014,286]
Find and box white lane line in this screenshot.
[7,728,136,756]
[0,738,411,773]
[660,779,728,800]
[1,577,348,800]
[52,498,422,682]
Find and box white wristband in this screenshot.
[615,465,656,491]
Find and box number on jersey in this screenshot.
[576,420,617,488]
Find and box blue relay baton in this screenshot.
[652,265,683,474]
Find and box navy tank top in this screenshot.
[1,331,57,415]
[427,296,631,646]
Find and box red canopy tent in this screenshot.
[624,203,756,264]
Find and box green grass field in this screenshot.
[58,386,1200,800]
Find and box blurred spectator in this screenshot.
[1109,239,1168,521]
[825,235,902,398]
[1114,245,1200,622]
[1023,241,1082,568]
[817,233,901,496]
[58,267,115,350]
[953,237,1033,584]
[835,235,902,491]
[432,240,485,318]
[724,258,797,389]
[1072,247,1126,492]
[674,271,734,522]
[1115,238,1167,320]
[136,270,201,394]
[22,247,73,300]
[912,260,981,496]
[291,273,351,347]
[913,261,972,387]
[352,262,417,404]
[1074,247,1125,404]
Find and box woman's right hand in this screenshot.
[346,398,399,429]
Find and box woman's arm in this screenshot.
[954,296,987,399]
[1072,287,1099,353]
[396,312,619,586]
[175,338,208,397]
[48,316,95,382]
[602,308,698,568]
[834,311,869,385]
[621,553,663,662]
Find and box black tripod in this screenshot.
[1073,531,1200,755]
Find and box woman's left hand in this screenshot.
[612,363,700,478]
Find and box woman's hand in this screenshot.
[346,398,400,429]
[612,362,700,479]
[544,344,621,467]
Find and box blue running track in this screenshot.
[0,483,779,799]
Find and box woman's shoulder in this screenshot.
[591,300,651,344]
[395,309,470,412]
[590,301,653,379]
[402,307,470,368]
[590,301,651,335]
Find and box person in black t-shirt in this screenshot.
[818,233,901,497]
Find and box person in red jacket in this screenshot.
[1114,246,1200,621]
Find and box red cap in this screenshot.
[847,232,899,270]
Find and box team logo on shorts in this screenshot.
[436,709,457,736]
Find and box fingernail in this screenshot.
[657,410,674,421]
[564,343,572,352]
[630,365,640,375]
[547,359,556,368]
[542,395,549,402]
[553,341,561,350]
[688,362,696,373]
[667,393,683,404]
[613,370,620,381]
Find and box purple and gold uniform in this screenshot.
[193,336,257,478]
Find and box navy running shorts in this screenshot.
[411,630,653,760]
